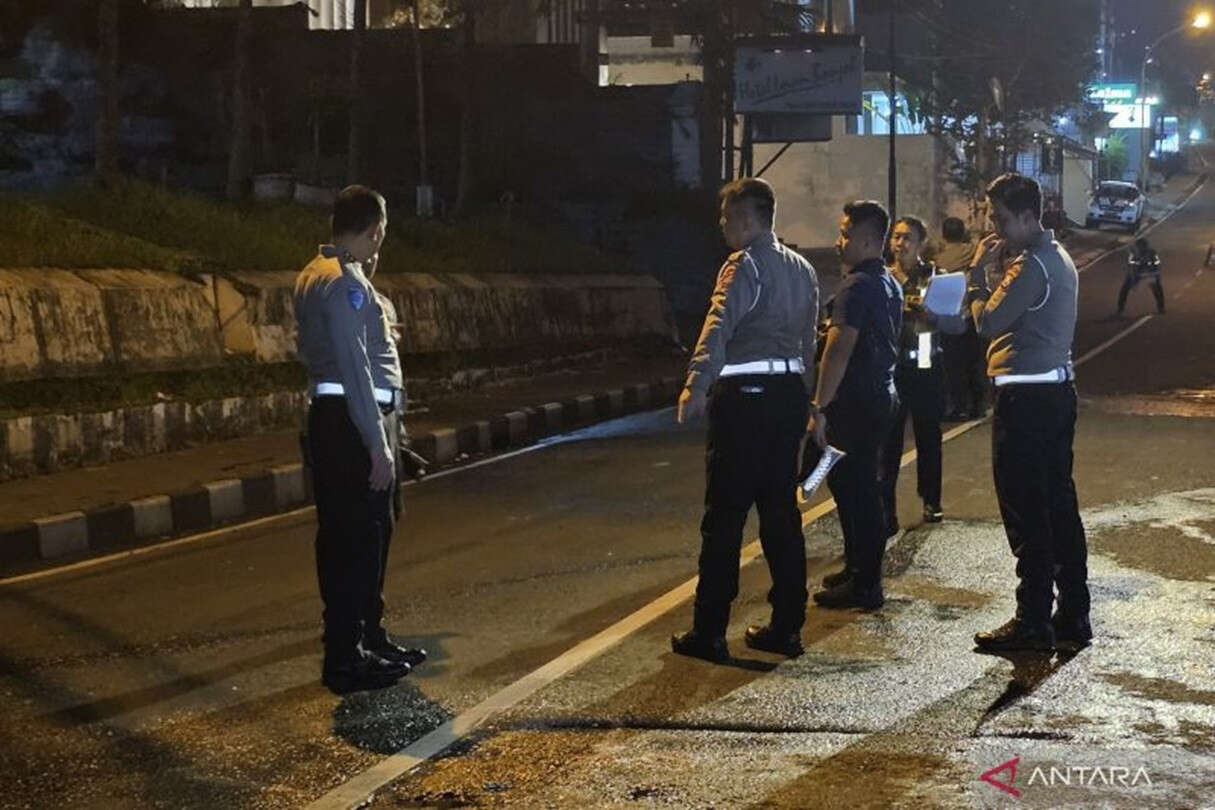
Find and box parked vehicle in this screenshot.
[1085,181,1145,232]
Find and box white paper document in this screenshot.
[800,445,846,497]
[922,271,966,317]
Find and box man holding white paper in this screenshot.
[878,216,966,535]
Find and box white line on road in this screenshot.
[1074,315,1154,366]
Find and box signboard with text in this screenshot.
[734,34,864,115]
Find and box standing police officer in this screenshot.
[294,185,414,694]
[879,216,965,534]
[672,177,819,662]
[807,201,902,611]
[967,173,1091,652]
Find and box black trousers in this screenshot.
[825,397,895,588]
[879,364,945,519]
[308,398,396,667]
[1117,271,1164,313]
[694,374,809,638]
[992,382,1090,626]
[942,327,988,415]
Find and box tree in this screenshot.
[896,0,1099,199]
[225,0,253,199]
[95,0,119,186]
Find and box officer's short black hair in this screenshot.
[843,200,890,245]
[942,217,967,243]
[986,173,1042,220]
[720,177,776,227]
[894,215,928,243]
[332,185,387,237]
[1135,237,1150,252]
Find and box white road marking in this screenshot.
[1073,315,1154,366]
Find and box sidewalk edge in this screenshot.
[0,377,683,571]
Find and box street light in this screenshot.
[1138,10,1213,188]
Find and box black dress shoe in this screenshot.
[973,618,1055,652]
[1051,613,1093,650]
[821,568,851,589]
[744,624,804,657]
[322,654,410,695]
[670,630,729,663]
[370,640,428,667]
[813,580,884,610]
[922,502,943,523]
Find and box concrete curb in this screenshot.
[0,376,682,571]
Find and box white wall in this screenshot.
[755,117,968,248]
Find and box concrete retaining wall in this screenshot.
[0,268,223,381]
[0,268,675,378]
[209,270,676,364]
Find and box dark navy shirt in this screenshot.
[828,257,902,415]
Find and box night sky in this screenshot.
[1111,0,1214,79]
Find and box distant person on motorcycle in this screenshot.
[1117,238,1165,316]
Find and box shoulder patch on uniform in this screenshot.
[997,260,1024,291]
[347,285,366,311]
[727,249,746,263]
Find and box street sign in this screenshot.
[749,114,833,143]
[734,34,863,115]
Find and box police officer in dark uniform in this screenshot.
[879,216,966,533]
[294,185,415,694]
[1117,237,1165,315]
[808,200,902,610]
[672,177,819,662]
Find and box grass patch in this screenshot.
[0,179,623,276]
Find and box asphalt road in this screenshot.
[2,169,1214,810]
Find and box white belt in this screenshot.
[719,358,805,377]
[993,365,1074,387]
[314,381,397,406]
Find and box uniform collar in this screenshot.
[319,244,358,265]
[847,257,887,275]
[746,230,780,252]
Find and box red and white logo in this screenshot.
[979,756,1022,798]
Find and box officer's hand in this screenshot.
[677,388,706,424]
[369,449,395,491]
[806,411,827,450]
[969,233,1003,279]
